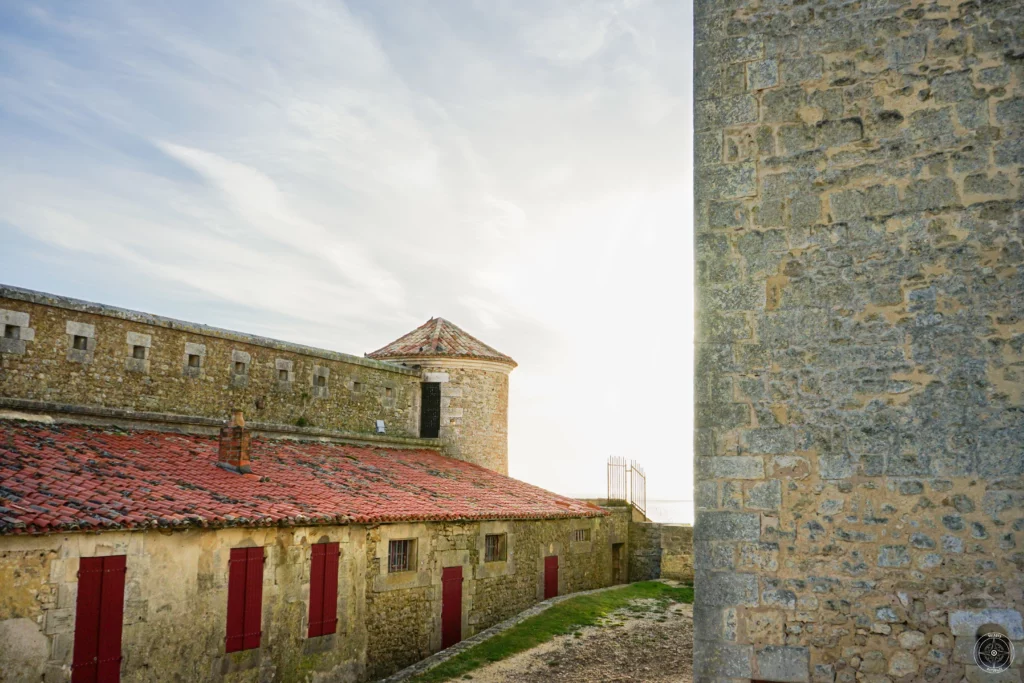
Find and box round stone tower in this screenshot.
[367,318,516,475]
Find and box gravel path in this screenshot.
[462,598,693,683]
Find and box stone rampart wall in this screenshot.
[0,287,420,437]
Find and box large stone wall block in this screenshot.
[756,645,810,683]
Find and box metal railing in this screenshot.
[607,456,646,516]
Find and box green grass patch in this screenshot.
[409,582,693,683]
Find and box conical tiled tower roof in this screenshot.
[367,318,516,367]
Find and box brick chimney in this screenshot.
[217,410,251,473]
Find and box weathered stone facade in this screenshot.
[417,361,512,475]
[0,516,622,682]
[694,1,1024,681]
[0,287,421,438]
[362,515,622,679]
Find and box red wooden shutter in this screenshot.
[243,547,264,650]
[72,556,126,683]
[225,548,248,653]
[308,542,339,638]
[72,558,104,682]
[322,543,339,636]
[308,544,325,638]
[97,556,126,681]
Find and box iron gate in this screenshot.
[607,456,646,515]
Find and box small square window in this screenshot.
[278,369,289,381]
[73,335,89,350]
[4,324,20,340]
[188,354,201,368]
[316,375,327,388]
[353,381,363,392]
[388,539,415,573]
[485,534,507,562]
[572,529,590,543]
[132,345,146,360]
[385,387,393,398]
[234,361,246,374]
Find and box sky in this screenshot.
[0,1,695,521]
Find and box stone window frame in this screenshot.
[230,350,251,388]
[312,365,330,399]
[0,309,35,355]
[65,321,97,364]
[275,359,294,391]
[569,521,595,554]
[372,522,430,593]
[28,531,147,679]
[183,342,206,378]
[387,538,416,573]
[350,380,363,393]
[476,521,516,579]
[125,331,152,374]
[484,533,506,562]
[381,384,396,406]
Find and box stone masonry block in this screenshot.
[904,178,960,212]
[742,428,797,454]
[184,342,206,357]
[0,309,30,327]
[701,572,759,607]
[694,638,753,679]
[695,511,761,542]
[762,87,805,123]
[747,60,778,91]
[65,321,95,337]
[757,645,810,683]
[949,609,1024,639]
[697,456,765,480]
[698,163,757,200]
[745,480,782,511]
[696,402,750,429]
[780,56,823,84]
[696,95,758,131]
[126,331,151,347]
[816,117,863,147]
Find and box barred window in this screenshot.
[572,529,590,542]
[388,539,415,573]
[484,534,507,562]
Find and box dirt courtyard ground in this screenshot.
[461,597,693,683]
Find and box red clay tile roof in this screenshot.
[367,318,516,367]
[0,421,600,535]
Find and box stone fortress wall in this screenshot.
[693,0,1024,681]
[0,286,422,438]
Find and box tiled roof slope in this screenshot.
[0,421,600,535]
[367,318,516,366]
